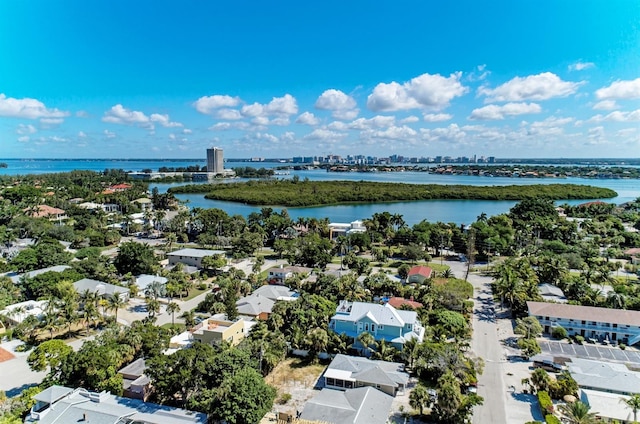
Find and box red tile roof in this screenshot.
[408,265,433,278]
[25,205,66,218]
[387,297,423,310]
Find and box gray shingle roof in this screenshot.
[8,265,71,284]
[568,357,640,395]
[327,354,409,387]
[73,279,129,297]
[300,387,393,424]
[252,284,295,300]
[168,248,225,258]
[236,294,275,316]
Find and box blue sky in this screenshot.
[1,1,639,159]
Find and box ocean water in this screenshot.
[2,158,638,225]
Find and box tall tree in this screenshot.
[166,301,180,327]
[621,394,640,423]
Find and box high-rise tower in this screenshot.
[206,147,224,173]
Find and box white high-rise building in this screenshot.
[206,147,224,173]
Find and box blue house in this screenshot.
[329,301,425,350]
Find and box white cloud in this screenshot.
[423,113,452,122]
[104,129,116,139]
[363,125,417,140]
[150,113,183,128]
[296,112,320,126]
[78,131,87,138]
[0,93,69,120]
[240,94,299,120]
[592,100,619,111]
[193,95,241,114]
[568,61,595,71]
[216,109,243,120]
[40,118,64,125]
[209,122,252,131]
[303,129,348,141]
[479,72,582,102]
[76,110,89,118]
[400,116,420,124]
[102,105,181,129]
[595,78,640,100]
[327,121,349,131]
[470,102,542,120]
[420,124,467,143]
[315,89,359,119]
[349,115,395,130]
[587,126,606,145]
[16,124,37,135]
[589,109,640,123]
[17,136,30,143]
[367,72,468,112]
[183,128,192,134]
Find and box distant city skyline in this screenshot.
[1,1,639,159]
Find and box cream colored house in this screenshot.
[190,315,245,346]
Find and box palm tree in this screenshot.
[621,393,640,423]
[107,293,127,324]
[305,327,329,363]
[146,298,161,319]
[166,301,180,327]
[357,331,376,357]
[372,339,397,361]
[180,310,196,327]
[558,401,598,424]
[409,383,431,416]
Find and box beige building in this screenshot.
[190,316,245,346]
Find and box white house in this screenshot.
[167,248,225,269]
[0,300,49,324]
[329,220,367,239]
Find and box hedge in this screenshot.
[538,391,554,415]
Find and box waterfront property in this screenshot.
[323,354,409,396]
[190,315,245,346]
[300,386,393,424]
[328,220,367,239]
[329,300,425,350]
[167,248,225,269]
[527,301,640,345]
[25,385,207,424]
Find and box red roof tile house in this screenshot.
[25,205,68,223]
[407,266,434,284]
[387,297,423,310]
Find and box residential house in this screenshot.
[568,357,640,395]
[580,389,635,423]
[323,354,409,396]
[625,248,640,265]
[118,358,150,401]
[236,285,297,320]
[135,274,168,293]
[167,248,225,269]
[328,220,367,239]
[300,387,393,424]
[386,296,423,310]
[24,385,206,424]
[266,265,311,285]
[190,315,245,346]
[6,264,70,284]
[527,301,640,345]
[537,283,567,303]
[25,205,68,223]
[329,300,425,350]
[407,265,433,284]
[0,300,48,325]
[73,278,130,301]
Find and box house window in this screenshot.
[371,324,376,332]
[582,320,586,325]
[406,324,412,330]
[326,378,335,386]
[591,321,597,325]
[613,324,618,328]
[379,325,384,330]
[345,381,354,389]
[365,323,369,332]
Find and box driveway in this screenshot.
[0,340,46,397]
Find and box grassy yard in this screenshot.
[181,286,209,301]
[265,357,326,393]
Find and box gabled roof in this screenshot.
[408,265,433,278]
[33,385,74,404]
[73,279,129,296]
[236,294,275,316]
[333,301,417,328]
[251,284,296,300]
[118,358,146,378]
[25,205,66,218]
[300,387,393,424]
[527,301,640,327]
[326,354,408,388]
[8,265,71,284]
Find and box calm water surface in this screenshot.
[2,159,638,225]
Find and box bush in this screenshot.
[574,335,584,345]
[537,391,554,415]
[545,414,561,424]
[551,326,567,340]
[620,343,626,350]
[277,393,292,405]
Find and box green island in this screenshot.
[168,179,617,207]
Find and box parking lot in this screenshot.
[540,339,640,364]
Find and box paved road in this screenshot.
[445,261,508,424]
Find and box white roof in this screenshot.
[568,357,640,395]
[580,389,634,422]
[168,248,225,258]
[332,301,418,328]
[0,300,48,324]
[324,368,356,382]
